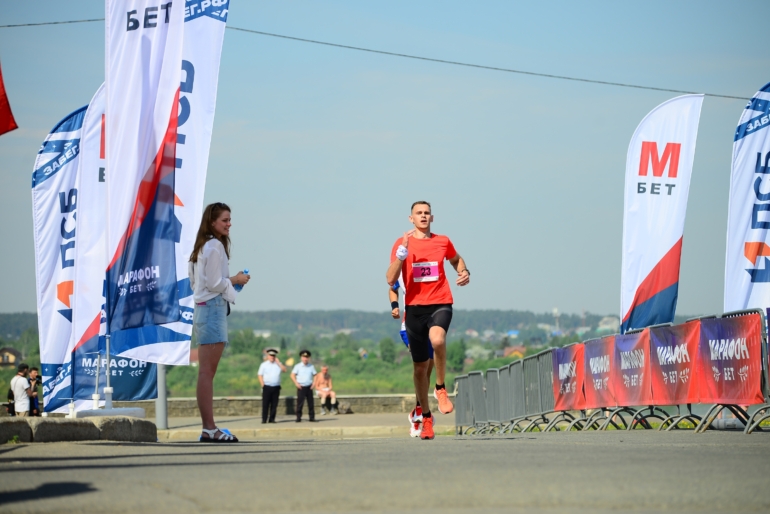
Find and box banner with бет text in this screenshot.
[621,95,703,333]
[697,314,764,405]
[611,330,653,407]
[65,83,158,412]
[583,336,616,410]
[552,343,586,411]
[104,0,184,341]
[649,321,699,405]
[100,0,230,365]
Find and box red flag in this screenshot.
[0,61,18,136]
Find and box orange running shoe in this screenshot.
[434,387,454,414]
[420,415,435,440]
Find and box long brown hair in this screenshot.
[189,202,231,263]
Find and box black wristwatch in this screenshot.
[460,269,470,275]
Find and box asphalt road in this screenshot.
[1,431,769,513]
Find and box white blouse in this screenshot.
[188,239,237,304]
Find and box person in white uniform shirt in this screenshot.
[10,363,36,417]
[258,348,286,423]
[189,202,250,443]
[291,350,317,422]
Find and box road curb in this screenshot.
[1,416,156,443]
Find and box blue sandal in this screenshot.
[200,428,238,443]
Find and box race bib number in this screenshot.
[412,261,439,283]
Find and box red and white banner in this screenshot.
[104,0,184,335]
[697,314,764,405]
[552,343,586,411]
[583,336,616,409]
[621,95,704,333]
[612,329,653,406]
[649,321,699,405]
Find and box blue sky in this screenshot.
[0,1,768,317]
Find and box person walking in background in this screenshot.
[258,348,286,423]
[291,350,317,422]
[189,202,250,443]
[10,363,36,418]
[314,365,337,415]
[28,367,41,416]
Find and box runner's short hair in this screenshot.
[411,201,431,213]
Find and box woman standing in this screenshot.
[189,202,250,442]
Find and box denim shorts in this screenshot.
[193,295,229,345]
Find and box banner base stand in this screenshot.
[75,407,146,419]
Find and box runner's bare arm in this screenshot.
[386,231,414,285]
[449,254,470,286]
[389,287,400,318]
[386,260,403,286]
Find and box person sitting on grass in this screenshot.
[314,365,337,415]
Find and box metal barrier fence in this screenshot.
[510,360,526,419]
[467,371,489,432]
[485,368,502,427]
[454,308,770,436]
[498,364,512,423]
[454,374,472,434]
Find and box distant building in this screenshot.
[575,326,592,336]
[0,347,21,368]
[465,329,479,338]
[337,328,359,336]
[596,316,620,334]
[507,330,519,339]
[503,346,527,360]
[253,330,272,338]
[537,323,553,332]
[465,345,491,360]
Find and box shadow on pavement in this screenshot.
[0,482,97,504]
[9,458,314,474]
[0,448,302,464]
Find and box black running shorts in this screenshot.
[404,304,453,363]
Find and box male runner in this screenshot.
[390,280,434,437]
[386,201,470,440]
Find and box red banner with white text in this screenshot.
[697,314,764,405]
[552,344,586,411]
[612,330,653,406]
[649,321,700,405]
[583,336,617,409]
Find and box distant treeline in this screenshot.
[0,313,37,340]
[0,309,699,345]
[226,309,612,342]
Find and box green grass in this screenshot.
[165,349,460,397]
